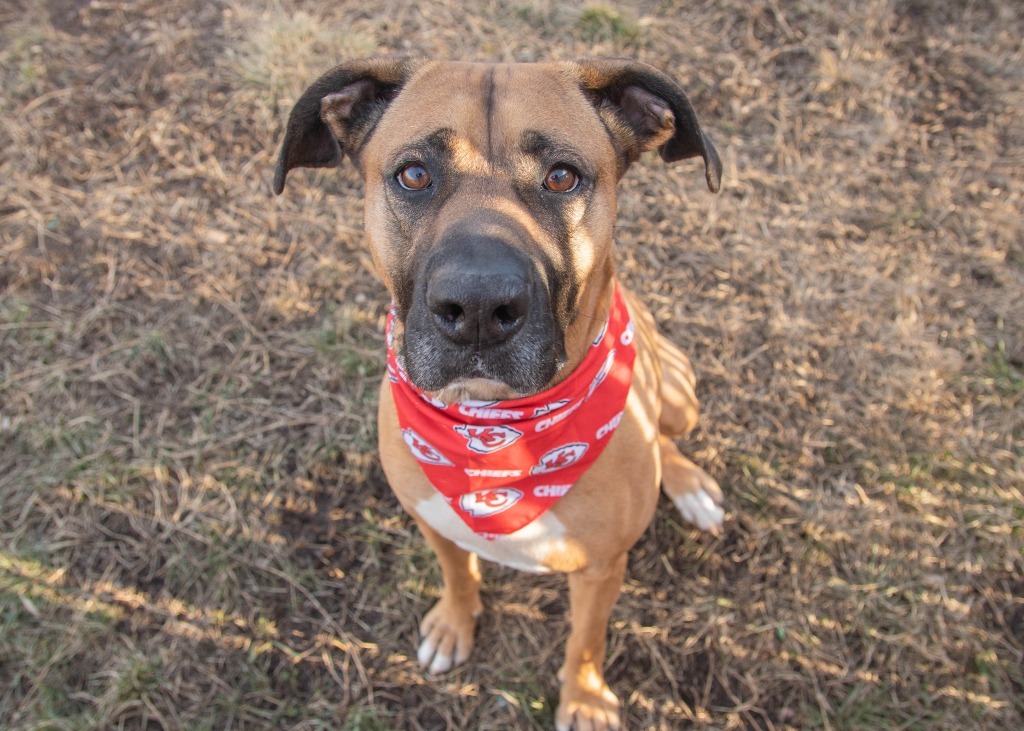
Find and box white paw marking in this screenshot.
[418,636,455,675]
[673,489,724,532]
[417,636,436,668]
[428,651,453,675]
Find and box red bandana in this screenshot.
[386,285,636,538]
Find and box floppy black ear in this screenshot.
[569,58,722,192]
[273,55,420,195]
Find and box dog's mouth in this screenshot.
[426,378,529,404]
[398,307,566,399]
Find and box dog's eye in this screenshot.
[544,165,579,193]
[397,163,431,191]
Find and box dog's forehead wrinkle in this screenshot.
[485,65,497,165]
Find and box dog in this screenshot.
[274,56,724,731]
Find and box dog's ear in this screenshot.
[569,58,722,192]
[273,55,420,195]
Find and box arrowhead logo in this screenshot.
[588,349,616,397]
[401,428,454,466]
[454,424,523,454]
[532,398,572,419]
[458,488,524,517]
[531,442,589,475]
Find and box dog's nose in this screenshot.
[426,239,532,348]
[427,272,531,347]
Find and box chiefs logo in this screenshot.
[532,398,572,419]
[454,424,523,454]
[531,442,589,475]
[401,428,454,466]
[458,488,523,517]
[588,349,617,397]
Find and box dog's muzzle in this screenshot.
[427,241,531,349]
[401,235,563,394]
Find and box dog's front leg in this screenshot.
[556,554,627,731]
[413,517,484,675]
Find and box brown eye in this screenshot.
[397,163,431,191]
[544,165,579,193]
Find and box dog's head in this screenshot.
[275,57,720,401]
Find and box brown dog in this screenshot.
[274,57,724,730]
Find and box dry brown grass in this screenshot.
[2,0,1022,729]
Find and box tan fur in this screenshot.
[293,59,724,730]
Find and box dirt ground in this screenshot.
[1,0,1022,729]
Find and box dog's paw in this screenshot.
[417,596,481,675]
[672,474,724,535]
[555,672,622,731]
[659,436,725,535]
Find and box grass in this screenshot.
[576,6,642,43]
[1,0,1022,729]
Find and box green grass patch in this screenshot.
[576,5,641,42]
[987,326,1024,397]
[344,706,390,731]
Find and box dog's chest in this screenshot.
[415,492,569,573]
